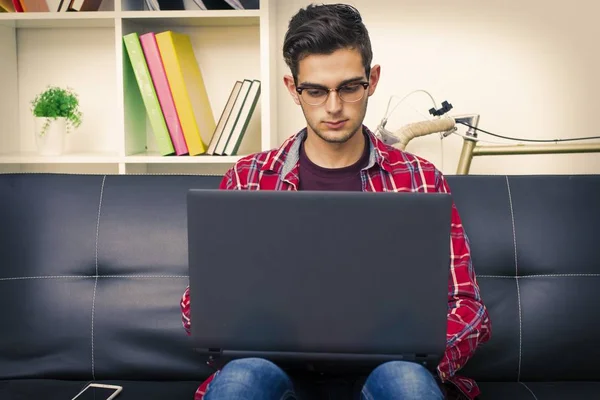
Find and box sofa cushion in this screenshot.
[478,381,600,400]
[0,174,223,381]
[0,379,202,400]
[2,379,598,399]
[446,175,600,382]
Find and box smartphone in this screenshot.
[71,383,122,400]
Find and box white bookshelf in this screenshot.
[0,0,277,175]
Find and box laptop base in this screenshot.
[195,348,441,374]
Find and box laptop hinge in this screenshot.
[199,349,440,371]
[205,348,223,369]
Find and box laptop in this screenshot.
[187,189,452,373]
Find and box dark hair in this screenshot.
[283,3,373,84]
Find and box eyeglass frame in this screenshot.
[295,81,370,106]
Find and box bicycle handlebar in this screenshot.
[377,117,456,150]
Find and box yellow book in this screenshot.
[0,0,14,12]
[155,31,215,155]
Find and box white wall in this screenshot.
[274,0,600,175]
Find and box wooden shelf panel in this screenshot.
[124,152,242,163]
[0,12,116,28]
[0,151,243,164]
[0,151,120,164]
[0,10,260,29]
[121,10,260,27]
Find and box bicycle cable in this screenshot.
[458,122,600,143]
[451,131,516,145]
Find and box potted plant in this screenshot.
[30,86,83,156]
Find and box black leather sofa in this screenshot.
[0,172,598,400]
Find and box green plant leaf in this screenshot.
[30,86,83,135]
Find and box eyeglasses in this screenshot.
[296,82,370,106]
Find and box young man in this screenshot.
[180,3,491,399]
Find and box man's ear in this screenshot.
[367,64,381,97]
[283,74,301,105]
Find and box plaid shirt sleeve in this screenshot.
[180,286,191,335]
[218,155,259,190]
[219,167,236,190]
[434,170,492,381]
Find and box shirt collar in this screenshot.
[261,125,393,178]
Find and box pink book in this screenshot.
[139,32,189,155]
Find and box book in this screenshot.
[45,0,62,11]
[155,31,215,155]
[223,79,260,155]
[0,0,14,12]
[123,32,175,156]
[213,79,251,155]
[206,80,242,155]
[139,32,188,155]
[18,0,48,11]
[68,0,104,11]
[11,0,23,12]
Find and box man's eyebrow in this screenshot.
[298,76,365,88]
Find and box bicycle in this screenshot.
[374,92,600,175]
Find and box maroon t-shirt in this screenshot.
[298,135,370,191]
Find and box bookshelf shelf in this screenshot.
[124,152,243,163]
[0,12,117,28]
[0,152,243,165]
[0,0,277,175]
[121,10,261,27]
[0,152,120,164]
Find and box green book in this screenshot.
[123,32,175,156]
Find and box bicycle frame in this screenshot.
[378,112,600,175]
[455,114,600,174]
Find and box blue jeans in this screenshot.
[203,358,445,400]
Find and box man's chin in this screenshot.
[315,128,357,144]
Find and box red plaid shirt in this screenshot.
[180,126,492,399]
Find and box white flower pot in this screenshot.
[35,117,67,156]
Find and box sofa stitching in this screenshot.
[17,273,600,280]
[97,275,188,278]
[19,274,600,282]
[91,276,98,381]
[519,382,539,400]
[506,175,523,382]
[478,274,600,279]
[0,275,94,280]
[91,175,106,381]
[0,275,189,281]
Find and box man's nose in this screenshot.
[324,90,343,114]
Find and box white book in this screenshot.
[224,80,260,155]
[190,0,206,10]
[223,0,243,9]
[213,79,251,155]
[58,0,71,11]
[45,0,62,11]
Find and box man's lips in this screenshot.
[324,120,348,129]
